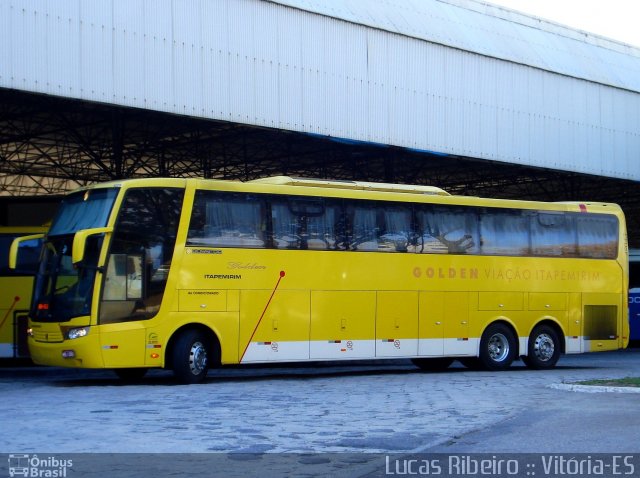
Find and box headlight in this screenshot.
[67,327,90,340]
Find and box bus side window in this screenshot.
[531,212,577,257]
[343,201,412,253]
[348,203,379,251]
[270,197,337,251]
[306,200,340,250]
[378,205,412,252]
[187,192,265,248]
[0,235,43,275]
[414,207,478,254]
[333,205,349,251]
[576,214,618,259]
[271,199,298,249]
[479,210,530,256]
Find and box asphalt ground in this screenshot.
[1,349,639,476]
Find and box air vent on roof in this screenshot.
[249,176,450,196]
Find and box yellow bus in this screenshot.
[13,177,628,383]
[1,227,46,359]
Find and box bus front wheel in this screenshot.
[172,329,211,384]
[479,323,516,371]
[524,324,561,370]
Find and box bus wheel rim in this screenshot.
[189,341,208,375]
[533,333,555,362]
[488,333,509,362]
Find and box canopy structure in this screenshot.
[0,0,639,241]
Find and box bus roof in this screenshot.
[74,176,624,216]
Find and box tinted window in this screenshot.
[480,210,530,256]
[576,214,618,259]
[187,191,265,248]
[185,189,619,259]
[531,212,577,257]
[0,234,42,275]
[0,235,17,274]
[49,188,117,236]
[414,206,478,254]
[271,197,344,250]
[100,188,184,324]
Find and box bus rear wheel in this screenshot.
[411,358,454,371]
[524,324,561,369]
[172,329,211,384]
[479,323,516,371]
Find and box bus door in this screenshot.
[98,188,184,367]
[14,310,30,357]
[99,253,146,366]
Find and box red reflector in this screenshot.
[150,353,160,359]
[579,204,587,212]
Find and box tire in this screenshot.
[172,329,212,384]
[114,368,147,382]
[479,323,516,371]
[525,324,561,370]
[411,357,454,371]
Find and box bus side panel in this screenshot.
[100,322,146,367]
[0,277,34,358]
[566,293,583,353]
[582,293,621,352]
[375,291,418,357]
[310,290,375,359]
[443,292,473,355]
[527,292,569,351]
[239,290,310,362]
[418,291,445,356]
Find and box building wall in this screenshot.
[1,0,638,180]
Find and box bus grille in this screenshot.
[33,330,64,343]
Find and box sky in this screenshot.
[485,0,640,47]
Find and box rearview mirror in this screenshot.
[72,227,113,265]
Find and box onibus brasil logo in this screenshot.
[8,455,72,477]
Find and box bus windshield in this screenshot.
[32,188,118,322]
[49,188,118,236]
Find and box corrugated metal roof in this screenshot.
[1,0,637,182]
[269,0,640,93]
